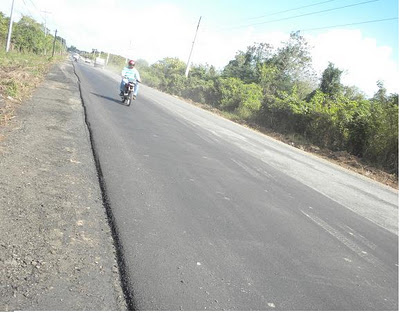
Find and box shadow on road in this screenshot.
[90,92,128,106]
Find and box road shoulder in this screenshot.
[0,61,126,310]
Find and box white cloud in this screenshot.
[194,27,288,69]
[306,29,399,97]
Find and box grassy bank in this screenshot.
[0,52,63,126]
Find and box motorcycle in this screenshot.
[121,77,138,106]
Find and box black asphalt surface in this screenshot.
[74,61,398,310]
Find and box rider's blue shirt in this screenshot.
[121,66,141,82]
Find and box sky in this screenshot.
[1,0,398,97]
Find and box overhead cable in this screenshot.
[298,17,398,31]
[246,0,340,21]
[225,0,380,30]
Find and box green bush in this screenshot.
[235,82,263,119]
[182,77,216,105]
[166,73,187,96]
[141,70,162,89]
[363,94,398,174]
[214,77,262,118]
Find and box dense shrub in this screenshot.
[181,77,216,105]
[215,77,243,111]
[235,83,263,119]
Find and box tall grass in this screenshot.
[0,51,63,126]
[0,51,62,99]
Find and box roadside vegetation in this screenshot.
[0,12,65,127]
[0,52,58,98]
[127,33,398,184]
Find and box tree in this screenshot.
[343,85,366,101]
[222,50,252,82]
[366,81,399,173]
[12,16,46,53]
[320,62,343,99]
[152,57,186,76]
[270,31,315,91]
[135,59,149,70]
[223,43,273,84]
[372,80,387,102]
[149,57,187,93]
[0,12,9,47]
[256,62,279,95]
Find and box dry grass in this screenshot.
[0,52,61,128]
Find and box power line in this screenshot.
[214,0,340,30]
[12,0,58,36]
[297,17,398,31]
[21,0,46,23]
[246,0,340,21]
[14,9,25,17]
[225,0,380,30]
[25,0,58,32]
[26,0,44,18]
[21,0,37,20]
[27,0,39,11]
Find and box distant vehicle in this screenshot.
[84,58,91,64]
[94,57,105,69]
[72,53,80,62]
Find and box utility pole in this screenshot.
[60,38,65,55]
[126,40,133,62]
[52,29,57,57]
[42,10,51,55]
[5,0,15,52]
[185,16,202,78]
[106,52,110,66]
[41,10,51,36]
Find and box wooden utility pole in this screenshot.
[5,0,15,52]
[185,16,202,78]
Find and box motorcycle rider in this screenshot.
[120,60,141,99]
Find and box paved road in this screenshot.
[74,61,398,310]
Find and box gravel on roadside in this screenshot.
[0,60,126,310]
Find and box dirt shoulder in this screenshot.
[178,99,399,190]
[0,60,126,310]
